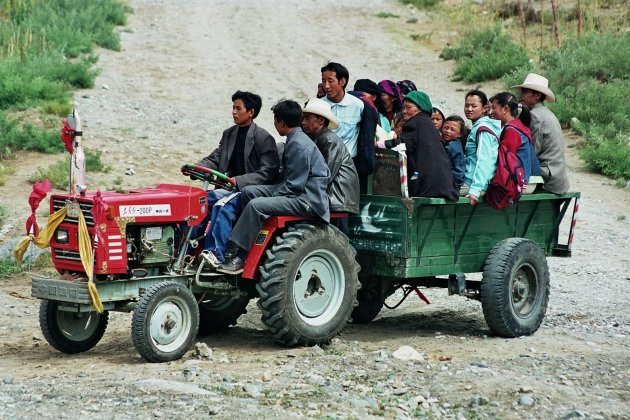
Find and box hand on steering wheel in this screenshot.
[180,164,235,190]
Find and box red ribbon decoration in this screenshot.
[60,117,75,154]
[91,190,109,246]
[25,180,52,235]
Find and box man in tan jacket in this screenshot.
[513,73,569,194]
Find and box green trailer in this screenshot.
[347,151,580,337]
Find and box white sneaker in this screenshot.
[200,250,221,268]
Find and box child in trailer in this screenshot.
[440,114,468,188]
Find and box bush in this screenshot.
[578,125,630,180]
[0,260,22,277]
[504,32,630,181]
[440,26,531,83]
[28,149,110,189]
[0,112,62,158]
[0,0,129,157]
[29,159,68,189]
[85,149,111,173]
[401,0,440,8]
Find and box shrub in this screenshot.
[0,260,22,277]
[0,0,129,157]
[29,159,68,189]
[376,12,400,19]
[504,32,630,181]
[401,0,440,8]
[86,149,111,173]
[578,125,630,180]
[441,26,531,83]
[0,112,62,158]
[28,149,111,189]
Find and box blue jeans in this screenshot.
[189,189,241,263]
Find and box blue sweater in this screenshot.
[464,116,502,197]
[443,139,466,188]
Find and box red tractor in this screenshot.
[32,165,359,362]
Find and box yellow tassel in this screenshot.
[77,211,104,313]
[13,207,67,264]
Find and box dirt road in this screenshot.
[1,0,629,418]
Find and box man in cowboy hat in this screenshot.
[302,98,360,234]
[513,73,569,194]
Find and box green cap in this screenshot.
[404,90,433,113]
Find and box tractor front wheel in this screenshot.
[257,224,359,346]
[39,299,108,354]
[132,281,199,362]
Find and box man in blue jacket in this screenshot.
[218,100,330,275]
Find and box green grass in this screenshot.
[0,163,13,186]
[0,112,62,158]
[376,12,400,19]
[0,260,22,277]
[440,25,531,83]
[432,1,630,182]
[0,0,130,159]
[0,205,6,224]
[502,32,630,180]
[401,0,440,8]
[29,149,110,189]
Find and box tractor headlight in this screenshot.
[55,229,69,244]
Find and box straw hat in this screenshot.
[512,73,556,102]
[302,98,339,129]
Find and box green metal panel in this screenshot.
[349,192,580,279]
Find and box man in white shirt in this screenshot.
[320,62,364,159]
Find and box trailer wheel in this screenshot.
[481,238,549,337]
[351,276,384,324]
[132,281,199,362]
[257,223,359,346]
[197,295,250,335]
[39,300,108,354]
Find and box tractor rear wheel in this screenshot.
[39,299,108,354]
[197,295,250,335]
[257,224,359,346]
[481,238,549,337]
[351,276,384,324]
[132,281,199,362]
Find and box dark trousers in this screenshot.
[229,185,315,252]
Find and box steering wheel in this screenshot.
[180,164,235,190]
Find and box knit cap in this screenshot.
[404,90,433,113]
[397,80,417,96]
[378,80,403,104]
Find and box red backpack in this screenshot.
[480,126,525,210]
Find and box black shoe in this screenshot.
[216,256,245,275]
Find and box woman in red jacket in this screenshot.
[489,92,542,194]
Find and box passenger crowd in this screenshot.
[190,62,570,274]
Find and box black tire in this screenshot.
[39,299,108,354]
[351,276,384,324]
[131,281,199,363]
[197,295,250,335]
[257,223,359,346]
[481,238,550,337]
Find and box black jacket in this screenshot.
[313,127,360,214]
[197,122,279,189]
[401,113,458,200]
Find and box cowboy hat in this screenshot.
[302,98,339,129]
[512,73,556,102]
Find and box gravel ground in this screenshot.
[0,0,629,419]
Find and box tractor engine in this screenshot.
[49,183,207,277]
